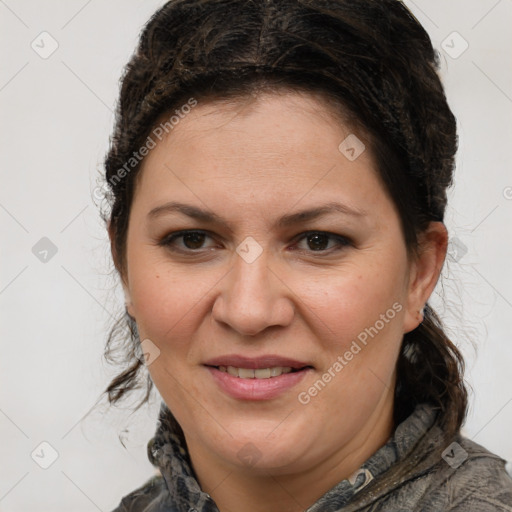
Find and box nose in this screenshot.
[211,248,295,336]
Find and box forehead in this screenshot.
[133,92,393,223]
[152,91,354,160]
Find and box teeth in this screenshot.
[219,366,295,378]
[238,368,255,379]
[255,368,271,379]
[270,367,281,377]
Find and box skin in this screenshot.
[112,91,448,512]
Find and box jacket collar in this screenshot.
[147,401,440,512]
[147,401,218,511]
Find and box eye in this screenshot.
[159,230,218,252]
[159,230,351,255]
[293,231,352,254]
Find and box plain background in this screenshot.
[1,0,511,510]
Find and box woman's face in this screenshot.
[120,92,444,479]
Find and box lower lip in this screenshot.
[205,366,312,401]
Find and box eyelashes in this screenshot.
[158,229,352,256]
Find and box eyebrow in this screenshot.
[147,201,367,230]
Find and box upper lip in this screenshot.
[203,354,313,370]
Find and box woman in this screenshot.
[102,0,512,510]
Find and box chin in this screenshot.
[213,424,313,473]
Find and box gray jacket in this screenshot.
[112,402,512,511]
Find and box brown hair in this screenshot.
[101,0,467,441]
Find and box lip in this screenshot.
[203,354,314,401]
[205,366,312,400]
[203,354,312,370]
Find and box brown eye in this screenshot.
[181,232,207,249]
[295,231,351,254]
[306,233,330,251]
[159,230,217,252]
[159,230,351,256]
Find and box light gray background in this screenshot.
[1,1,511,510]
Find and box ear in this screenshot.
[108,220,135,318]
[107,219,118,270]
[402,221,448,334]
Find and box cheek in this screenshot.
[128,255,228,353]
[128,253,191,339]
[295,255,406,351]
[131,278,194,345]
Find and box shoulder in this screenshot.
[414,435,512,511]
[110,473,170,512]
[358,434,512,512]
[438,436,512,510]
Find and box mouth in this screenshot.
[203,355,314,400]
[206,365,313,379]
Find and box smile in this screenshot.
[216,365,299,379]
[205,365,313,400]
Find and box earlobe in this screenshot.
[403,222,448,333]
[108,220,134,318]
[122,284,135,319]
[107,220,120,272]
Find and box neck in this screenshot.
[186,391,395,512]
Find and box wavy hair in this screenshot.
[101,0,468,442]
